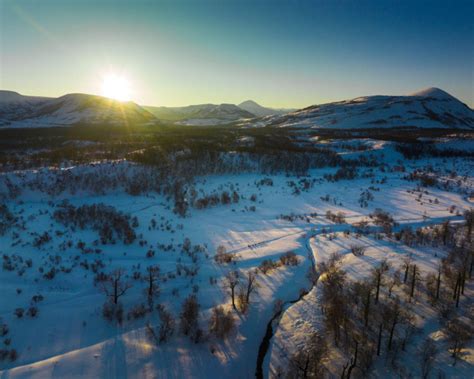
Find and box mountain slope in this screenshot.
[238,100,293,117]
[0,91,156,128]
[145,103,255,125]
[259,87,474,130]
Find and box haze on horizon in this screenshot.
[0,0,473,108]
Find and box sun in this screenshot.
[101,73,131,101]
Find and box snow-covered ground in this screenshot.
[0,141,473,378]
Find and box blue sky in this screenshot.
[1,0,473,107]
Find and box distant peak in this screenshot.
[239,100,261,107]
[410,87,454,99]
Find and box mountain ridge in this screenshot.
[0,91,156,128]
[258,87,474,130]
[144,103,256,125]
[237,100,293,117]
[0,87,472,129]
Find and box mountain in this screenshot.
[259,87,474,130]
[0,91,156,128]
[237,100,293,117]
[0,90,50,104]
[144,103,255,125]
[3,87,471,130]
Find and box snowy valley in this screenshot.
[0,88,473,379]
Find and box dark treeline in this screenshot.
[1,122,470,170]
[395,142,474,160]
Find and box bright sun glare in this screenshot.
[101,74,131,101]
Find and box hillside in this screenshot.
[0,91,156,128]
[259,87,474,130]
[144,103,255,125]
[237,100,293,117]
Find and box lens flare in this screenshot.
[101,73,131,101]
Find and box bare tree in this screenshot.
[443,247,471,307]
[440,221,451,246]
[409,264,420,300]
[306,266,318,286]
[376,320,384,356]
[101,268,132,304]
[209,305,235,338]
[464,208,474,240]
[384,297,403,351]
[145,265,160,302]
[180,294,200,338]
[419,338,437,379]
[152,305,175,343]
[401,254,412,284]
[243,269,258,305]
[319,255,347,346]
[436,262,442,299]
[400,309,417,351]
[341,338,358,379]
[445,318,472,365]
[215,245,234,264]
[425,272,438,304]
[371,260,389,304]
[357,336,376,377]
[225,270,239,311]
[287,332,328,379]
[351,280,372,327]
[387,270,401,298]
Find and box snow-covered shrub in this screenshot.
[2,255,14,271]
[27,306,39,318]
[43,267,56,280]
[127,303,149,320]
[209,306,235,339]
[358,189,374,207]
[0,348,18,362]
[53,202,136,244]
[31,294,44,303]
[146,249,155,258]
[158,305,175,343]
[0,204,14,235]
[0,323,8,337]
[259,259,279,274]
[214,245,234,264]
[350,245,366,257]
[279,251,299,266]
[102,302,123,324]
[33,232,51,247]
[326,210,346,224]
[370,208,395,233]
[180,295,200,339]
[14,308,24,318]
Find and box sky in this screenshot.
[0,0,473,108]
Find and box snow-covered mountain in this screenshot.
[0,91,156,128]
[144,103,255,125]
[2,87,472,129]
[259,87,474,130]
[237,100,293,117]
